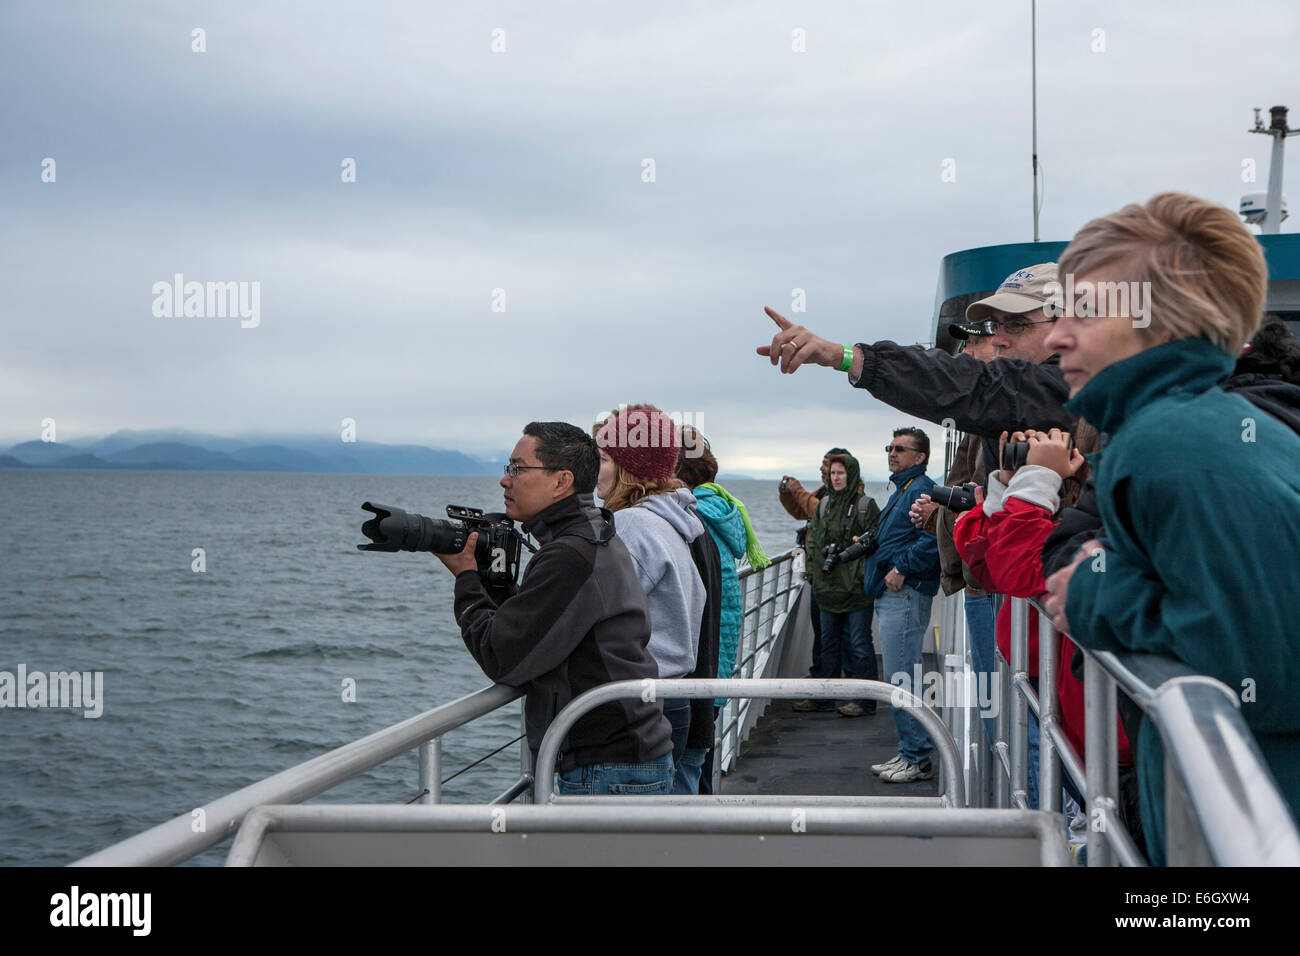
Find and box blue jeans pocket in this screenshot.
[608,779,670,795]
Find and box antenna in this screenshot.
[1245,105,1298,234]
[1031,0,1040,242]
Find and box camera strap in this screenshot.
[876,476,917,529]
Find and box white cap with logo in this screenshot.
[965,262,1060,323]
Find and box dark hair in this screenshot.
[675,425,718,487]
[522,421,599,494]
[893,426,929,463]
[1235,315,1300,384]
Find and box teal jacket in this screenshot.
[694,487,747,698]
[1064,337,1300,864]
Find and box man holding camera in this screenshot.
[867,428,941,783]
[434,421,674,795]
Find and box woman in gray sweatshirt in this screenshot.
[595,405,709,782]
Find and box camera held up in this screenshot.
[358,502,536,589]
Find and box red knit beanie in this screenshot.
[595,406,680,481]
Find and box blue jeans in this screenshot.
[674,747,708,794]
[876,587,935,765]
[555,752,675,795]
[964,592,998,747]
[818,607,877,707]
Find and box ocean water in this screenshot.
[0,470,899,866]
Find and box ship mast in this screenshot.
[1249,106,1298,235]
[1031,0,1039,242]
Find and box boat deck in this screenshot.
[721,698,941,800]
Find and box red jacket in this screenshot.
[953,470,1132,766]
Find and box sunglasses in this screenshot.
[884,444,918,454]
[976,315,1057,335]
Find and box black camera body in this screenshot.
[358,502,534,589]
[822,533,879,574]
[930,483,980,513]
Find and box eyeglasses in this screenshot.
[884,444,918,454]
[503,462,555,478]
[977,316,1057,335]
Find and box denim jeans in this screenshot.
[555,752,675,795]
[876,588,935,764]
[674,747,708,794]
[818,607,877,707]
[964,592,998,747]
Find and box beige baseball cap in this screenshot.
[965,262,1059,323]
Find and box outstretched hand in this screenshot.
[757,307,844,374]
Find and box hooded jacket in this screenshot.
[804,453,881,613]
[452,492,672,772]
[1061,337,1300,864]
[612,488,708,679]
[693,486,747,687]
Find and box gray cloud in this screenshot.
[3,0,1296,474]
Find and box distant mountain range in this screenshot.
[0,430,500,475]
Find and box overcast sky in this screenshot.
[3,0,1297,479]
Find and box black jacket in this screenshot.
[453,492,673,772]
[685,529,722,750]
[850,341,1072,473]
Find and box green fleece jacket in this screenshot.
[1064,337,1300,864]
[805,453,881,613]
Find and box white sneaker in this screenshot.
[871,753,906,776]
[882,759,934,783]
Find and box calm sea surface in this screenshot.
[0,470,890,866]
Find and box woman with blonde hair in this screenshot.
[595,405,722,794]
[1041,192,1300,863]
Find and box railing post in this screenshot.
[1164,759,1212,866]
[994,652,1009,809]
[1038,612,1060,815]
[519,708,534,804]
[418,737,442,805]
[1084,655,1117,867]
[1009,598,1029,809]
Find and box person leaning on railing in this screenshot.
[1039,192,1300,865]
[434,421,675,796]
[952,427,1139,848]
[594,405,723,798]
[676,425,771,793]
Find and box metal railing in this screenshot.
[534,677,965,807]
[935,588,1300,866]
[74,549,807,867]
[73,684,527,866]
[713,549,805,788]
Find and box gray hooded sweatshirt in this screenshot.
[612,488,707,678]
